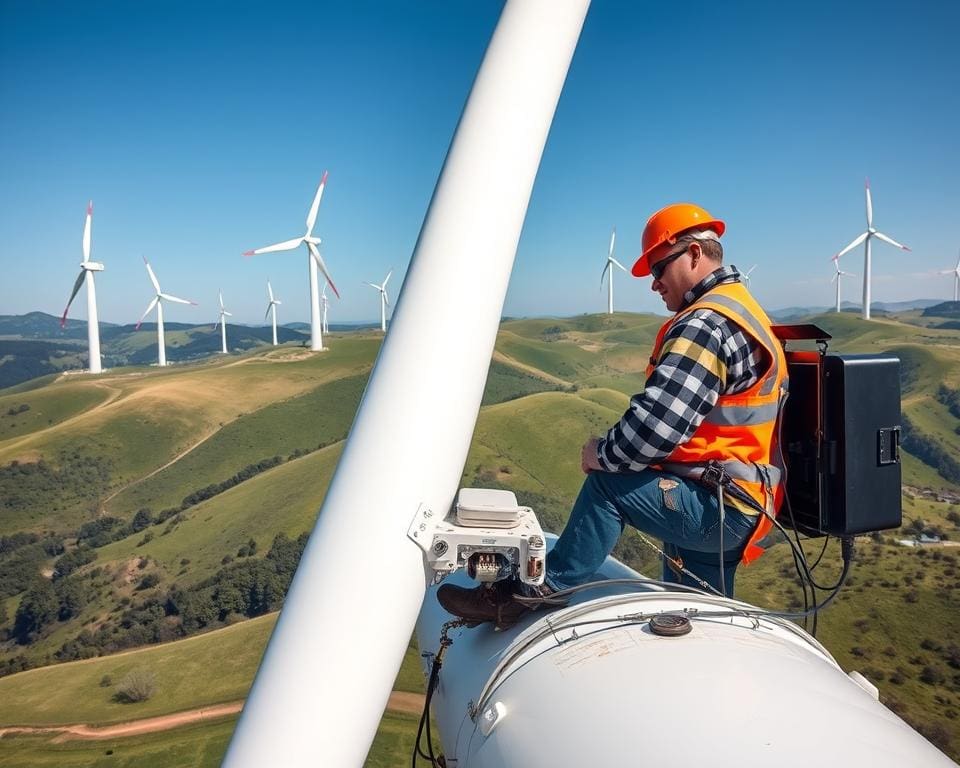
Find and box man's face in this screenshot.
[649,245,693,312]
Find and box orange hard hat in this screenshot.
[632,203,726,277]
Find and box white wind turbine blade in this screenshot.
[831,271,839,283]
[82,201,92,262]
[873,231,910,251]
[143,257,161,293]
[159,292,195,306]
[384,291,391,307]
[244,237,305,256]
[136,296,159,330]
[307,241,340,298]
[364,281,379,290]
[865,178,873,228]
[61,271,86,327]
[840,270,856,277]
[383,270,393,289]
[267,281,275,302]
[835,232,868,259]
[608,227,616,260]
[219,291,225,311]
[305,171,329,236]
[223,310,233,317]
[600,261,610,286]
[264,303,273,320]
[610,257,627,272]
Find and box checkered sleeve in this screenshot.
[596,311,749,472]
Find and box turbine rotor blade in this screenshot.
[307,241,339,298]
[873,231,910,251]
[219,291,224,310]
[267,281,274,301]
[82,201,92,263]
[143,257,161,293]
[383,269,393,288]
[265,304,272,320]
[608,227,616,260]
[136,296,159,329]
[246,237,304,255]
[600,261,610,286]
[61,270,86,327]
[835,232,868,259]
[305,171,329,236]
[384,292,391,307]
[831,272,839,283]
[160,292,195,305]
[610,257,627,272]
[865,179,873,228]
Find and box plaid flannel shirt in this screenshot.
[597,265,768,473]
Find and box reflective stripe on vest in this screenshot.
[646,280,789,566]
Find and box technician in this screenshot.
[439,203,789,629]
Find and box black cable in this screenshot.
[413,649,443,767]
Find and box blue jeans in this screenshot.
[545,469,759,596]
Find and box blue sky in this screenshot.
[1,0,958,326]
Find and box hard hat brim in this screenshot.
[631,219,725,277]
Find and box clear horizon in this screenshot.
[1,1,958,326]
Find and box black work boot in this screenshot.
[437,578,559,631]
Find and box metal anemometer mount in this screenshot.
[408,488,547,587]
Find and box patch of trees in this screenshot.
[4,403,30,417]
[10,574,98,645]
[0,533,64,600]
[0,452,113,517]
[48,532,309,665]
[180,457,283,508]
[936,385,960,421]
[53,548,97,578]
[900,414,960,484]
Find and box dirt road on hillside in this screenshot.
[0,691,425,742]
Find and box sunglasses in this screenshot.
[650,248,688,281]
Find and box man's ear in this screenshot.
[688,241,702,267]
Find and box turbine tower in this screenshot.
[135,257,196,367]
[320,282,330,334]
[600,227,626,314]
[364,269,392,332]
[60,201,104,374]
[939,250,960,302]
[742,264,757,287]
[831,255,857,312]
[834,179,910,320]
[244,172,339,351]
[265,280,282,346]
[215,290,232,354]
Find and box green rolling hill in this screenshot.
[0,309,959,763]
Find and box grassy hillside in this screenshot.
[1,311,959,761]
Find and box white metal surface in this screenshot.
[222,2,590,765]
[136,257,195,366]
[417,552,956,767]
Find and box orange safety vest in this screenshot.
[646,280,788,565]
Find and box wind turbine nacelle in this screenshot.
[82,262,105,272]
[409,488,546,587]
[417,546,956,767]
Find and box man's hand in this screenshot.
[580,437,603,474]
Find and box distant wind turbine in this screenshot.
[135,257,197,367]
[215,290,232,354]
[742,264,757,287]
[265,280,282,346]
[243,172,339,351]
[364,269,392,332]
[600,227,626,314]
[939,250,960,302]
[831,256,857,313]
[833,179,910,320]
[60,201,104,374]
[321,282,330,334]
